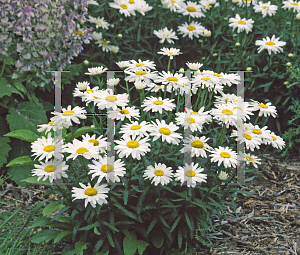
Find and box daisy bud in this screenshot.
[209,0,216,5]
[284,81,289,85]
[83,60,89,65]
[296,13,300,20]
[110,24,114,28]
[232,0,239,3]
[117,34,122,38]
[218,171,228,181]
[203,30,211,37]
[110,46,119,54]
[159,39,163,44]
[198,39,203,43]
[77,81,89,91]
[212,53,218,57]
[246,67,252,71]
[179,68,185,73]
[288,53,294,57]
[233,34,237,37]
[224,17,228,20]
[201,57,206,60]
[134,81,147,90]
[235,42,241,46]
[287,62,292,66]
[91,125,95,128]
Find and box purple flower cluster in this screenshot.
[0,0,93,84]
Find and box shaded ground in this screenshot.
[1,153,300,254]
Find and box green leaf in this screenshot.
[137,240,149,255]
[0,78,23,98]
[184,212,194,236]
[21,176,51,185]
[170,215,182,233]
[159,215,170,228]
[31,229,61,244]
[107,231,115,248]
[150,228,164,248]
[4,57,14,65]
[166,249,181,255]
[42,202,65,217]
[4,129,39,142]
[96,251,109,255]
[75,241,90,255]
[111,197,138,221]
[147,218,158,234]
[137,186,150,215]
[77,222,100,231]
[12,80,27,94]
[94,226,101,236]
[123,233,138,255]
[7,165,34,187]
[54,230,72,244]
[73,126,94,139]
[100,220,120,232]
[6,155,38,167]
[0,137,11,169]
[178,228,182,249]
[122,229,133,241]
[123,189,129,205]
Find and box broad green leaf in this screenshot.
[4,129,39,142]
[54,230,72,244]
[6,155,38,167]
[31,229,61,244]
[4,57,14,65]
[42,202,65,217]
[21,176,51,185]
[137,240,149,255]
[0,137,11,169]
[12,80,27,94]
[0,78,23,98]
[75,241,90,255]
[74,126,94,139]
[7,165,34,187]
[123,233,137,255]
[150,228,164,248]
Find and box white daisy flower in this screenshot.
[134,80,148,90]
[175,109,206,132]
[253,1,278,17]
[124,70,158,84]
[51,105,87,125]
[32,158,68,183]
[143,163,174,186]
[37,120,68,135]
[238,151,261,169]
[186,62,203,71]
[135,0,153,15]
[255,35,286,55]
[119,120,153,140]
[92,31,103,41]
[96,37,111,52]
[250,100,277,118]
[87,0,99,5]
[49,114,73,130]
[180,135,212,158]
[177,1,205,18]
[218,171,228,181]
[81,87,104,107]
[177,21,205,40]
[63,138,100,161]
[109,0,136,17]
[72,183,109,208]
[199,0,220,11]
[81,133,109,154]
[174,162,207,188]
[115,134,151,160]
[154,71,188,91]
[107,78,120,87]
[116,61,131,69]
[109,45,119,53]
[245,124,272,145]
[85,66,108,75]
[282,0,300,12]
[230,128,262,152]
[192,70,223,93]
[237,0,258,7]
[107,106,140,121]
[145,83,169,94]
[148,119,183,145]
[229,14,254,34]
[153,27,179,44]
[213,72,241,87]
[31,133,63,161]
[88,156,126,183]
[175,81,198,96]
[88,16,110,29]
[265,132,285,150]
[125,59,156,72]
[95,89,129,111]
[161,0,185,12]
[157,47,181,59]
[141,96,176,114]
[214,93,243,105]
[189,106,213,125]
[209,146,238,168]
[210,103,242,128]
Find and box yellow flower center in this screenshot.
[101,40,108,46]
[191,112,199,115]
[84,188,97,196]
[76,147,89,154]
[159,127,171,135]
[119,110,129,114]
[186,118,195,123]
[187,26,196,31]
[167,77,178,81]
[192,140,203,148]
[93,96,98,99]
[252,128,262,134]
[271,136,277,141]
[185,170,196,177]
[106,96,117,102]
[89,139,99,146]
[186,6,196,12]
[201,77,211,81]
[265,42,275,46]
[135,71,147,75]
[262,6,269,9]
[136,63,145,67]
[74,30,83,35]
[127,141,139,148]
[48,121,54,125]
[131,125,141,130]
[225,98,228,103]
[243,133,252,140]
[168,52,173,55]
[85,89,94,93]
[120,4,127,9]
[238,20,246,25]
[258,103,268,108]
[246,156,254,161]
[154,170,164,176]
[62,110,75,116]
[291,2,298,6]
[171,0,176,3]
[101,164,114,173]
[220,152,231,158]
[44,165,56,173]
[222,109,233,115]
[214,73,223,77]
[153,100,164,105]
[233,107,242,110]
[129,0,134,3]
[44,145,55,152]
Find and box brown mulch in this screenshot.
[1,153,300,255]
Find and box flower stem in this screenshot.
[0,63,5,79]
[124,73,131,102]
